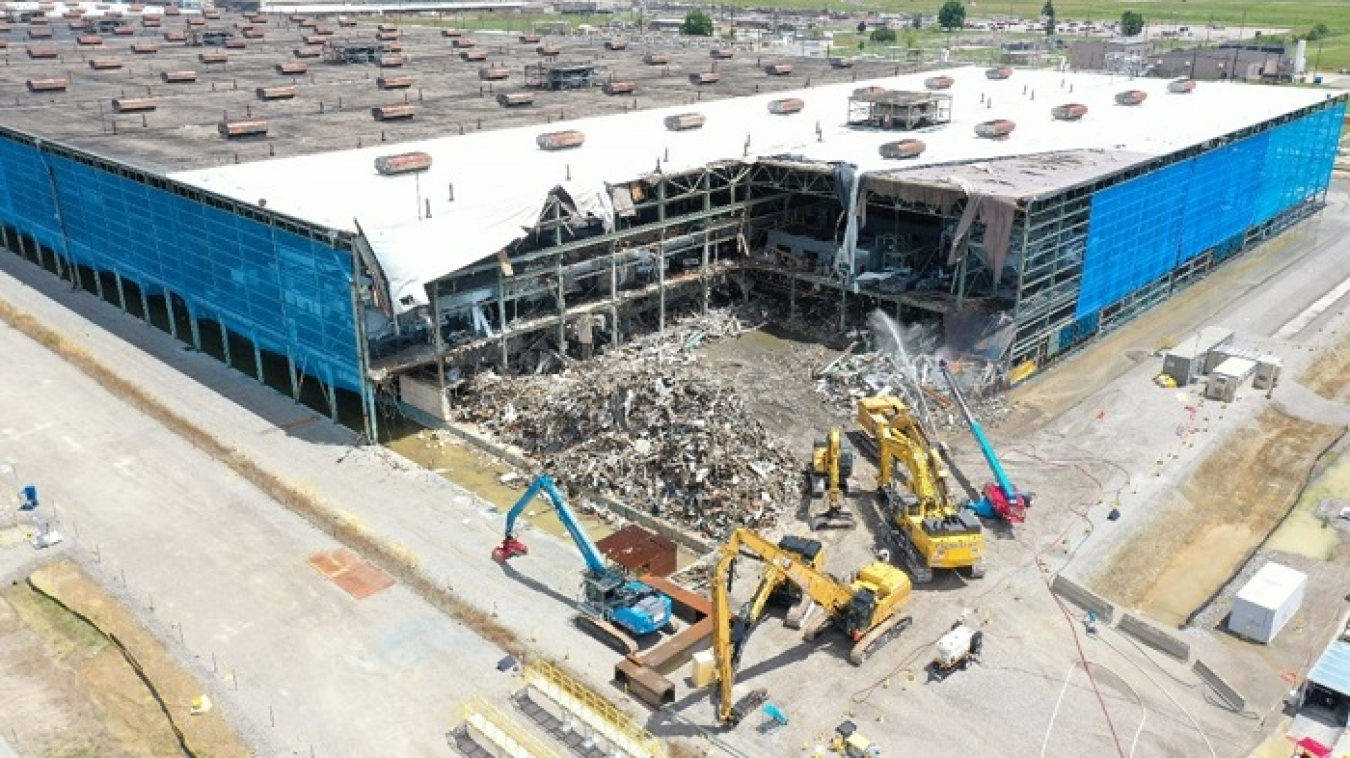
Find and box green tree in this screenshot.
[938,0,966,32]
[1308,23,1331,41]
[681,9,713,37]
[910,13,923,29]
[1120,10,1144,37]
[870,25,897,44]
[1041,0,1056,35]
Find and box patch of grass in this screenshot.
[3,584,108,663]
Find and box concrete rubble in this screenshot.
[451,311,799,538]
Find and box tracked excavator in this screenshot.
[492,474,674,654]
[857,395,985,583]
[712,528,912,726]
[808,428,856,530]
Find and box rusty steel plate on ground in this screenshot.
[307,547,394,600]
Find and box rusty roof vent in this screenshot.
[764,63,793,76]
[375,152,432,175]
[602,80,635,95]
[377,54,405,68]
[132,42,160,54]
[452,37,476,48]
[292,47,319,58]
[376,75,413,89]
[604,38,628,50]
[768,98,804,115]
[519,33,541,43]
[198,51,228,64]
[25,77,67,92]
[88,57,122,70]
[160,69,197,83]
[441,28,463,37]
[27,27,53,38]
[689,71,720,85]
[925,75,955,90]
[375,31,398,41]
[975,119,1016,139]
[710,48,734,59]
[241,28,263,39]
[496,91,535,107]
[1168,78,1197,94]
[536,44,561,56]
[459,49,487,61]
[665,112,705,131]
[879,139,926,159]
[163,31,185,41]
[537,130,585,150]
[224,39,246,49]
[1051,103,1088,121]
[985,66,1013,80]
[829,56,856,68]
[277,61,307,75]
[377,23,398,31]
[302,34,326,45]
[111,97,155,113]
[371,104,416,121]
[643,52,669,65]
[75,34,102,45]
[26,46,58,58]
[256,85,296,101]
[218,119,268,138]
[1115,89,1147,106]
[478,66,509,81]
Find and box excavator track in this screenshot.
[889,527,934,584]
[575,614,639,656]
[849,614,913,666]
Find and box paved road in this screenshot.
[0,316,527,756]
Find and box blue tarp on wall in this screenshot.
[1076,103,1344,320]
[0,139,362,392]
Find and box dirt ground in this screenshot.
[0,561,249,758]
[1097,408,1343,626]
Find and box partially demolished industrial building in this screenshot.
[0,6,1343,439]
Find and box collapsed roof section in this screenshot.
[170,66,1335,315]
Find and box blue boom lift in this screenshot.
[939,360,1032,524]
[492,474,674,653]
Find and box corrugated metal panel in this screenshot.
[1308,641,1350,696]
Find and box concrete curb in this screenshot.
[1119,613,1191,661]
[1193,659,1246,710]
[1050,574,1116,624]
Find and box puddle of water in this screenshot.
[383,422,622,546]
[1264,450,1350,560]
[1138,523,1254,626]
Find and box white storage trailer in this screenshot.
[1229,562,1307,644]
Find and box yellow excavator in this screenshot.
[856,396,985,583]
[711,528,912,726]
[808,428,856,530]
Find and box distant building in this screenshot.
[1070,36,1152,70]
[1149,46,1294,81]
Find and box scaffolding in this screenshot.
[523,62,603,91]
[847,89,952,130]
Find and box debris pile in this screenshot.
[453,312,799,538]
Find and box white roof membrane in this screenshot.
[171,66,1335,312]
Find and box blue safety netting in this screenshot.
[0,136,361,392]
[1076,160,1190,317]
[1076,104,1343,320]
